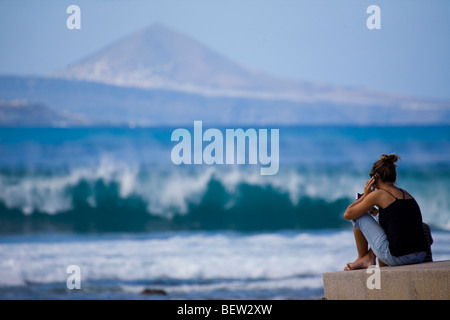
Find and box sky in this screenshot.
[0,0,449,101]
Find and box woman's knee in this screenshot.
[351,212,373,231]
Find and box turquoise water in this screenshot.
[0,126,449,232]
[0,126,449,299]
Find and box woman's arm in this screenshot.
[343,177,378,220]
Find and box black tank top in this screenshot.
[378,188,428,257]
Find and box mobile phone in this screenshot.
[372,175,378,190]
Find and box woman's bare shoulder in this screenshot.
[372,189,396,208]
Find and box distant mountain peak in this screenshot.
[52,23,273,97]
[51,24,449,109]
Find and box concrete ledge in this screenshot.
[322,260,450,300]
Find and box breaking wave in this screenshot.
[0,160,449,233]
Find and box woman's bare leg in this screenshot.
[344,228,377,270]
[354,228,369,258]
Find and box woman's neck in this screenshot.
[377,181,394,190]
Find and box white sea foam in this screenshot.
[1,230,449,299]
[0,231,352,287]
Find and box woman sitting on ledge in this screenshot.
[344,154,428,270]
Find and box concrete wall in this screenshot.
[322,260,450,300]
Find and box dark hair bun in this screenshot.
[380,154,399,164]
[372,154,400,183]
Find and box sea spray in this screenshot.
[0,164,449,233]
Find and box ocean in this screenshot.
[0,126,450,299]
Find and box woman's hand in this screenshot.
[344,180,379,220]
[344,175,380,220]
[364,177,376,196]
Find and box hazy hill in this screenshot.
[51,24,448,109]
[0,24,449,127]
[1,76,449,127]
[0,100,85,127]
